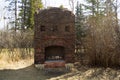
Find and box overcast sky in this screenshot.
[42,0,85,11]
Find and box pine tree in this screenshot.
[84,0,105,16]
[19,0,43,30]
[4,0,19,31]
[28,0,43,30]
[75,1,85,40]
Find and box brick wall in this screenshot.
[34,7,75,64]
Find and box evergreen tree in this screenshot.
[28,0,43,30]
[4,0,19,31]
[19,0,43,30]
[5,0,43,31]
[84,0,105,16]
[75,1,85,40]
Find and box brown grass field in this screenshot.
[0,49,120,80]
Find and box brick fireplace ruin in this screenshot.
[34,7,75,68]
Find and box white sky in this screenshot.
[0,0,6,29]
[42,0,85,11]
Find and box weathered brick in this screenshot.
[34,7,75,64]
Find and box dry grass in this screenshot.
[0,49,119,80]
[0,48,34,69]
[0,48,33,59]
[48,66,120,80]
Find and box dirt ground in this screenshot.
[0,59,68,80]
[0,59,120,80]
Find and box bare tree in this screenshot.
[69,0,76,12]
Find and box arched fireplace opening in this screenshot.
[45,46,65,61]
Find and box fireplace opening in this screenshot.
[45,46,65,61]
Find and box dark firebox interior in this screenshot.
[45,46,65,61]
